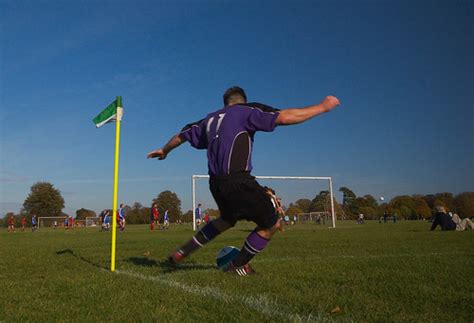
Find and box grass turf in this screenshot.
[0,221,473,322]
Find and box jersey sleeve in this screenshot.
[243,102,280,132]
[179,118,208,149]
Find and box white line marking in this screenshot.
[115,269,334,322]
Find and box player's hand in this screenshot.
[321,96,341,112]
[147,149,167,160]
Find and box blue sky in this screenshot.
[1,0,473,217]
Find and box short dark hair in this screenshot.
[223,86,247,106]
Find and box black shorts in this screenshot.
[209,172,278,229]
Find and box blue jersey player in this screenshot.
[148,86,340,276]
[195,203,203,229]
[162,210,170,230]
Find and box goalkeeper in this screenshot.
[148,86,340,276]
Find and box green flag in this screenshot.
[93,96,123,128]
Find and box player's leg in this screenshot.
[168,217,233,263]
[231,220,281,268]
[227,181,280,273]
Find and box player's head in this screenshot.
[198,203,202,207]
[435,205,446,213]
[223,86,247,106]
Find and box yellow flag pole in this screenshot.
[110,97,123,272]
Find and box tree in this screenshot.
[126,203,150,224]
[23,182,65,217]
[294,199,311,213]
[339,187,356,208]
[286,205,303,216]
[434,193,455,211]
[181,210,193,222]
[310,190,330,212]
[423,193,454,212]
[204,208,220,219]
[412,195,431,219]
[153,190,182,222]
[454,192,474,217]
[339,186,357,216]
[76,208,96,220]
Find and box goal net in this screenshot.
[191,175,336,231]
[296,212,331,224]
[85,217,101,227]
[38,216,67,229]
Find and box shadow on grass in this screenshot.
[56,249,107,270]
[127,256,216,274]
[55,249,215,274]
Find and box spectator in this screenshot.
[451,213,473,231]
[430,206,456,231]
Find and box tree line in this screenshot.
[1,181,473,227]
[285,188,474,220]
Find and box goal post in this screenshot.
[191,175,336,231]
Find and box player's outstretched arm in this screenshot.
[147,134,184,160]
[276,96,341,126]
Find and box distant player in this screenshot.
[151,203,160,231]
[64,217,69,230]
[103,212,111,231]
[21,216,27,231]
[195,203,203,229]
[148,86,340,275]
[7,215,15,232]
[69,217,74,229]
[31,215,37,232]
[163,209,169,230]
[118,204,125,231]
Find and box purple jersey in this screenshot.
[179,103,279,176]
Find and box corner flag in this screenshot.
[93,96,123,272]
[93,97,123,128]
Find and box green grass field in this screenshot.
[1,221,473,322]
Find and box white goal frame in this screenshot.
[191,175,336,231]
[37,216,67,229]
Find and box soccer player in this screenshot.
[7,215,15,232]
[118,203,125,231]
[195,203,203,229]
[163,209,170,230]
[31,214,37,232]
[103,212,111,231]
[147,86,340,275]
[151,203,160,231]
[21,216,27,231]
[64,217,69,230]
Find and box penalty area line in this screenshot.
[114,269,332,322]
